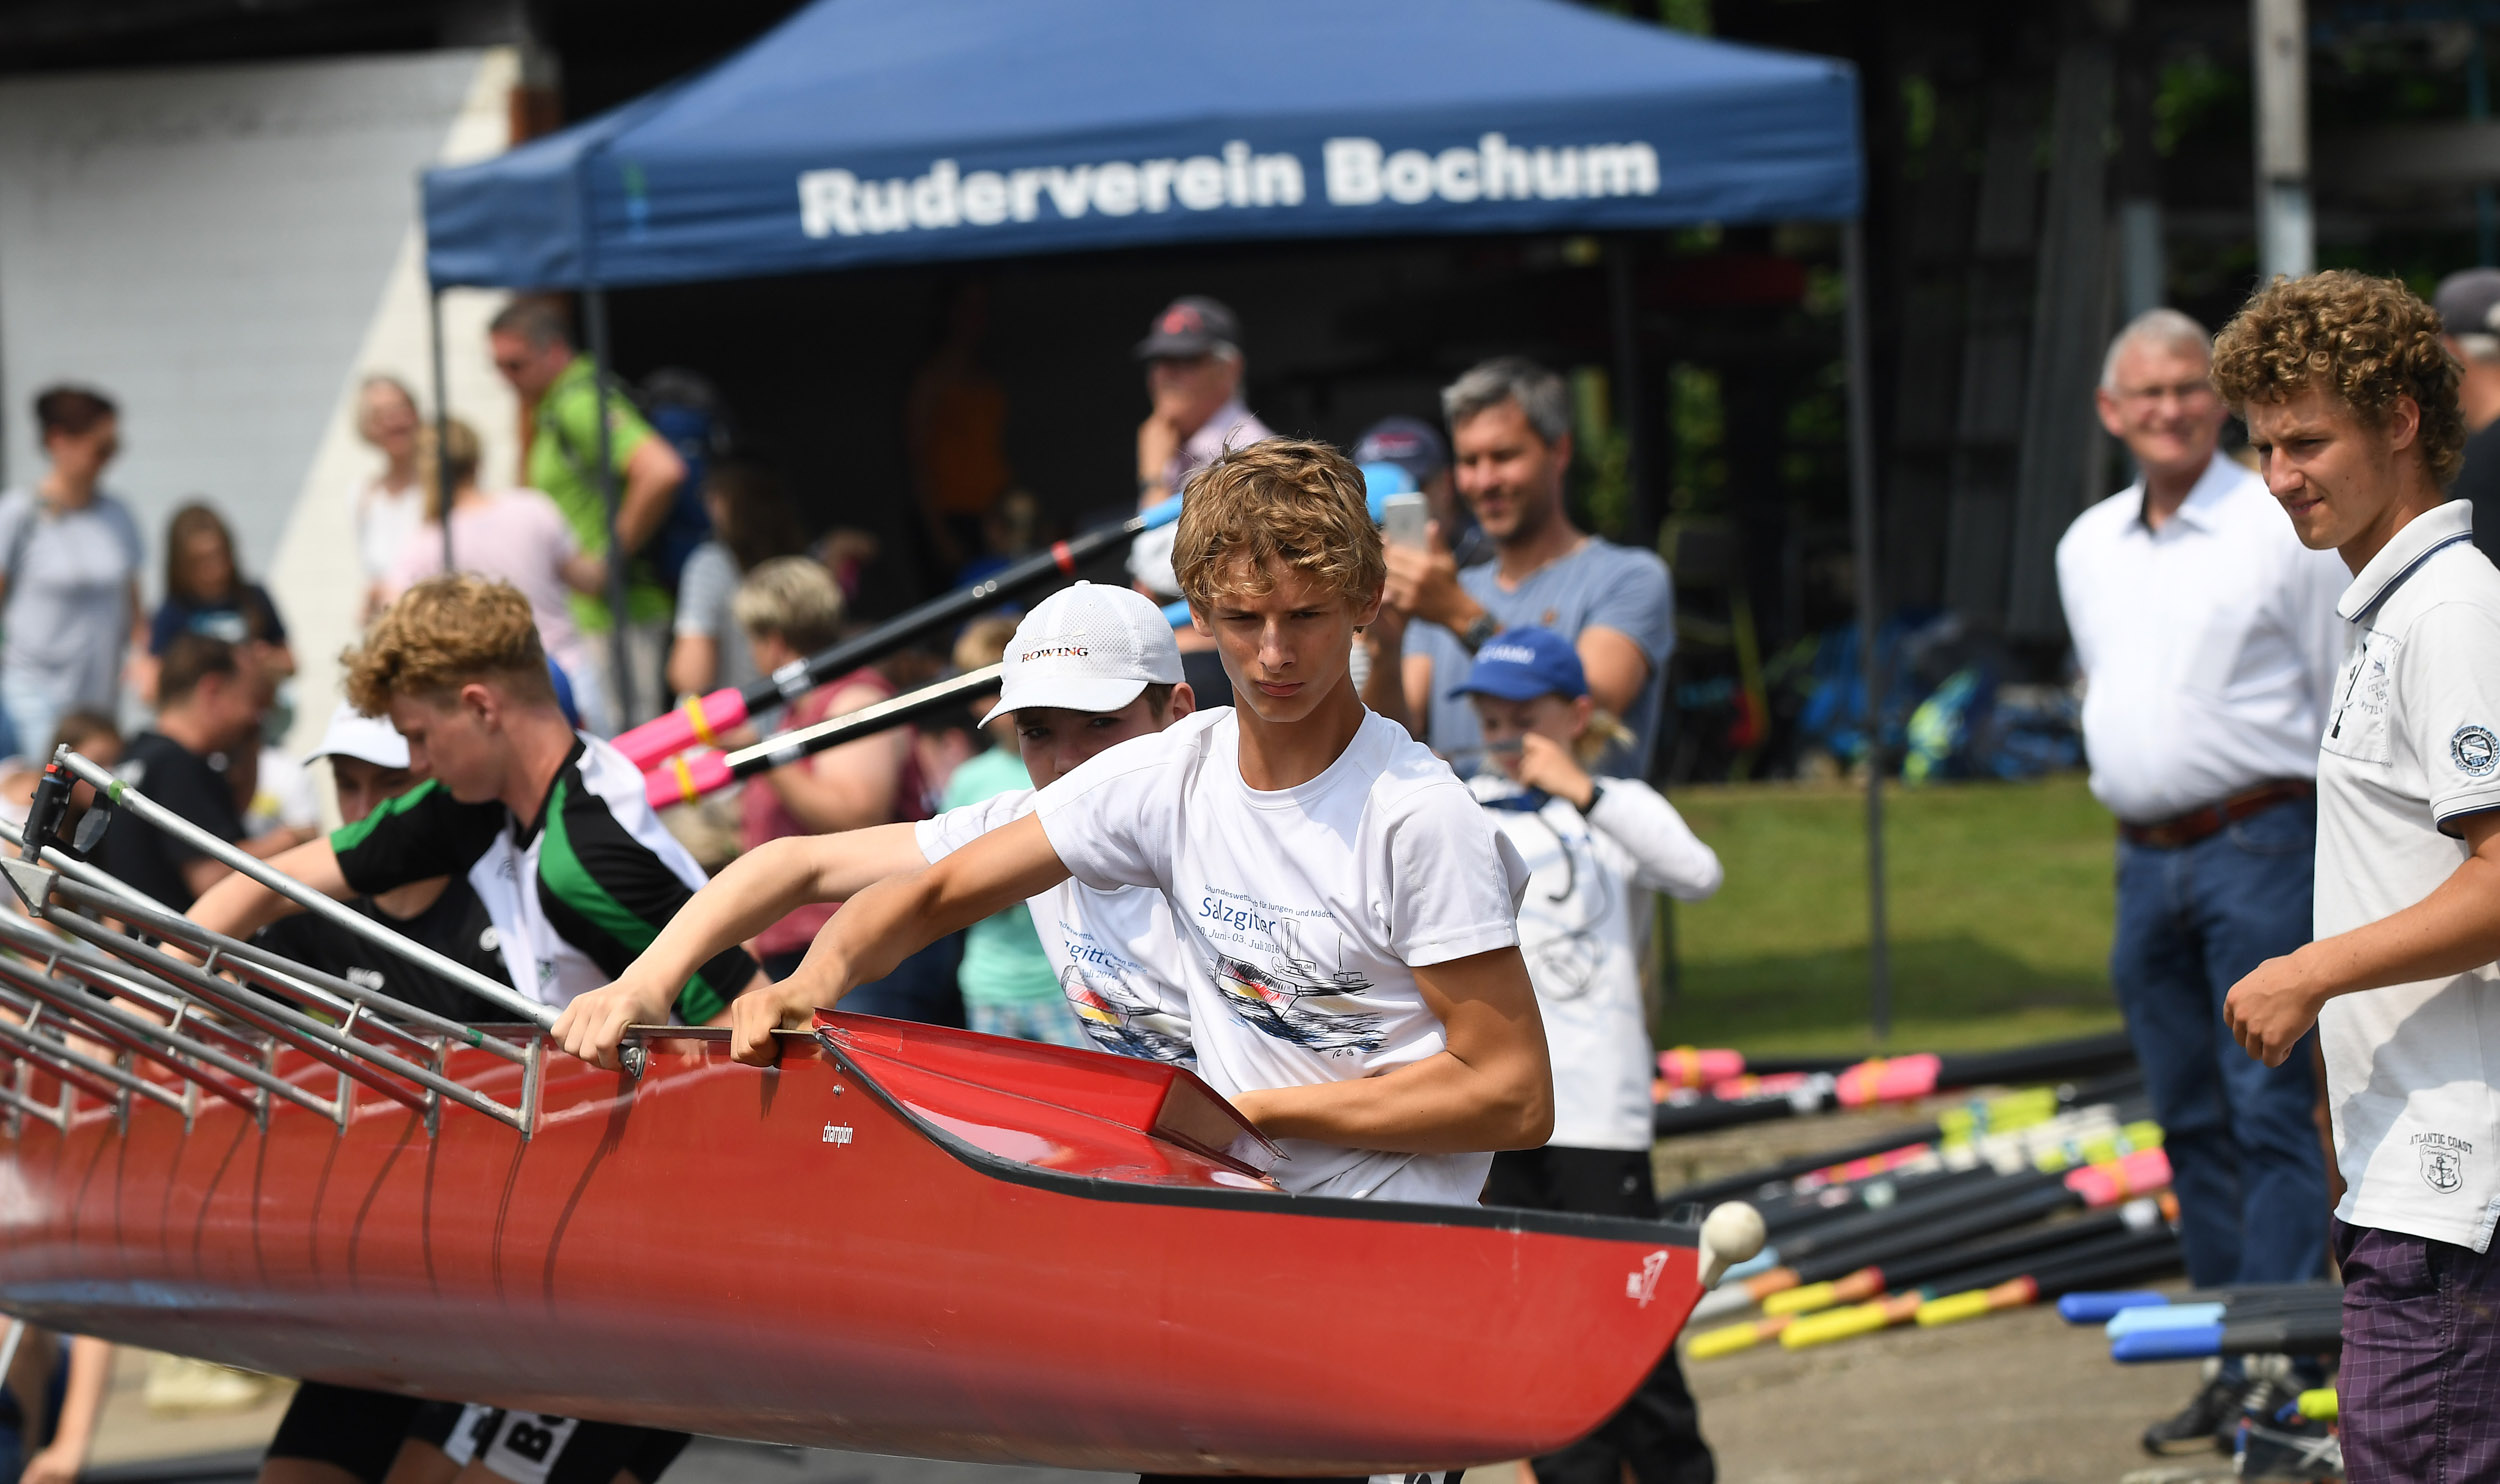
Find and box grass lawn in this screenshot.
[1657,772,2124,1058]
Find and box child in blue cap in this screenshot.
[1451,625,1726,1484]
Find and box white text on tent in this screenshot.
[1322,134,1660,206]
[799,144,1307,238]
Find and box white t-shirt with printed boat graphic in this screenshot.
[1035,706,1530,1207]
[917,789,1196,1066]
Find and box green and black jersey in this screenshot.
[330,735,756,1021]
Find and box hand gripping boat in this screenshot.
[0,753,1753,1475]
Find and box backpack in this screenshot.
[636,368,731,594]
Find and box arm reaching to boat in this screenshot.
[727,814,1072,1064]
[188,837,355,939]
[723,809,1553,1155]
[554,822,928,1067]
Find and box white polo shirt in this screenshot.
[2316,499,2500,1251]
[2056,452,2349,823]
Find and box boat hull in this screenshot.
[0,1014,1703,1474]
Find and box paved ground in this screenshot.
[1684,1288,2219,1484]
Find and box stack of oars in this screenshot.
[2059,1282,2346,1364]
[1670,1081,2184,1359]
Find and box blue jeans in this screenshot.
[2111,796,2328,1292]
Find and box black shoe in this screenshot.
[2143,1372,2245,1456]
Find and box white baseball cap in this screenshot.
[306,702,410,769]
[992,582,1185,716]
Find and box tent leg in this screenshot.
[583,287,638,726]
[1607,238,1654,549]
[429,289,454,576]
[1842,218,1891,1043]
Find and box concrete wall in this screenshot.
[0,47,520,753]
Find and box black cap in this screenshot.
[2436,268,2500,338]
[1353,415,1449,485]
[1134,295,1241,360]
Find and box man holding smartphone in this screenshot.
[1363,358,1675,777]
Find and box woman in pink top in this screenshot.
[386,418,613,729]
[729,558,932,989]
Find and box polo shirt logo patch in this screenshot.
[2453,724,2500,777]
[2415,1132,2472,1194]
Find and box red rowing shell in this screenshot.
[0,1012,1703,1474]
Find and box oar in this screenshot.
[2110,1310,2344,1363]
[647,666,1000,811]
[2058,1280,2342,1325]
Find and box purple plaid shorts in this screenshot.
[2336,1219,2500,1483]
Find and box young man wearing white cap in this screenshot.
[720,439,1548,1208]
[251,704,510,1025]
[556,580,1201,1066]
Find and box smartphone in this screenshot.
[1382,492,1429,550]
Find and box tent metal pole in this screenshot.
[583,287,638,725]
[1842,217,1891,1043]
[430,287,454,576]
[1606,237,1653,548]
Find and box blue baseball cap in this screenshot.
[1447,627,1587,702]
[1354,416,1450,486]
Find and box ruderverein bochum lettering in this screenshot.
[797,133,1663,238]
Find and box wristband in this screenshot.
[1575,782,1606,816]
[1459,612,1501,653]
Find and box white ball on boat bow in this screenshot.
[1697,1201,1768,1289]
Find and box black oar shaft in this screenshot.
[1778,1169,2064,1263]
[1796,1180,2080,1283]
[740,521,1144,716]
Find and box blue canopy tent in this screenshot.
[418,0,1896,1029]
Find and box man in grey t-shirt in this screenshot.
[0,385,144,761]
[1363,358,1674,777]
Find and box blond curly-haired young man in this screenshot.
[2212,270,2500,1481]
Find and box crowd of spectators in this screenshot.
[0,290,1696,1477]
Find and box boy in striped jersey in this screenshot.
[190,573,763,1484]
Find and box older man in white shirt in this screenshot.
[2055,308,2346,1457]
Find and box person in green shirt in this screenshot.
[488,297,687,725]
[942,615,1086,1045]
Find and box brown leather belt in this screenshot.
[2119,780,2315,850]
